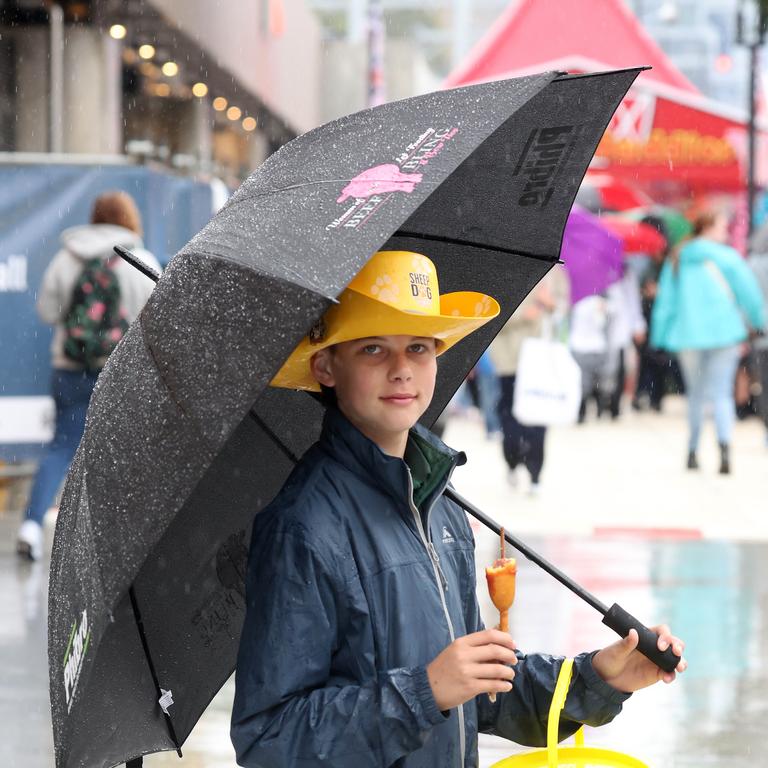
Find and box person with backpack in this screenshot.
[16,191,160,561]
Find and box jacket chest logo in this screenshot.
[441,526,455,544]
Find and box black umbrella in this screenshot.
[48,68,665,768]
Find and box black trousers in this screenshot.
[609,348,626,418]
[755,348,768,431]
[497,375,546,483]
[634,346,667,408]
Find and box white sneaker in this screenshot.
[529,482,542,497]
[507,468,519,488]
[17,520,44,562]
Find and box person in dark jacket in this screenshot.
[231,250,687,768]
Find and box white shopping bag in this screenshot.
[512,338,582,426]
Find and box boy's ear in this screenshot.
[310,348,336,387]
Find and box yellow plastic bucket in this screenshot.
[490,659,649,768]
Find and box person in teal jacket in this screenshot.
[651,211,766,473]
[232,249,687,768]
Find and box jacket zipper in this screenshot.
[406,468,466,768]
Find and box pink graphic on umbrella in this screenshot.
[337,164,423,203]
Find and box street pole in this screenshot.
[49,1,64,154]
[739,0,768,243]
[748,40,759,241]
[367,0,386,108]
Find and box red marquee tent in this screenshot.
[445,0,768,199]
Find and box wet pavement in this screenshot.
[1,397,766,767]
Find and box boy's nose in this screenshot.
[389,352,413,381]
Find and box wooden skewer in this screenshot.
[498,527,509,632]
[490,527,509,703]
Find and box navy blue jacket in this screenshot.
[231,407,628,767]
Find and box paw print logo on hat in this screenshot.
[474,296,493,315]
[411,254,433,274]
[370,274,399,304]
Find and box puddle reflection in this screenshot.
[473,530,768,767]
[3,529,766,767]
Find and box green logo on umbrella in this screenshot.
[63,609,90,712]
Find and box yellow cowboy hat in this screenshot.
[271,250,500,391]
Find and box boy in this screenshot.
[231,250,686,767]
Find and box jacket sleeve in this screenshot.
[719,250,767,332]
[475,647,630,746]
[650,261,676,350]
[231,521,446,768]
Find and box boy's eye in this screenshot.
[409,343,429,353]
[361,344,381,355]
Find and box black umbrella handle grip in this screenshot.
[602,603,681,673]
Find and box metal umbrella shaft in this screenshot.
[117,246,681,676]
[115,246,161,282]
[446,487,681,673]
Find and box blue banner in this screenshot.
[0,163,214,459]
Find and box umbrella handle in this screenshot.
[602,603,681,673]
[444,487,682,674]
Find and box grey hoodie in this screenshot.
[37,224,160,369]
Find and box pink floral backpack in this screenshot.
[63,256,129,371]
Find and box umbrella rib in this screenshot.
[128,586,183,758]
[393,230,563,264]
[248,409,302,464]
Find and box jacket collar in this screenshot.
[318,406,466,511]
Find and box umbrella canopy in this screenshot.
[600,215,667,257]
[623,205,692,247]
[48,68,640,768]
[561,206,625,304]
[574,172,652,213]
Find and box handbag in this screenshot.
[512,337,582,426]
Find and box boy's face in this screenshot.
[311,335,438,453]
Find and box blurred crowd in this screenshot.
[13,193,768,561]
[445,206,768,489]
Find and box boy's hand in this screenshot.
[426,629,518,710]
[592,624,687,693]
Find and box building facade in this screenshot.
[0,0,322,182]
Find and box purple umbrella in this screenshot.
[561,205,624,304]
